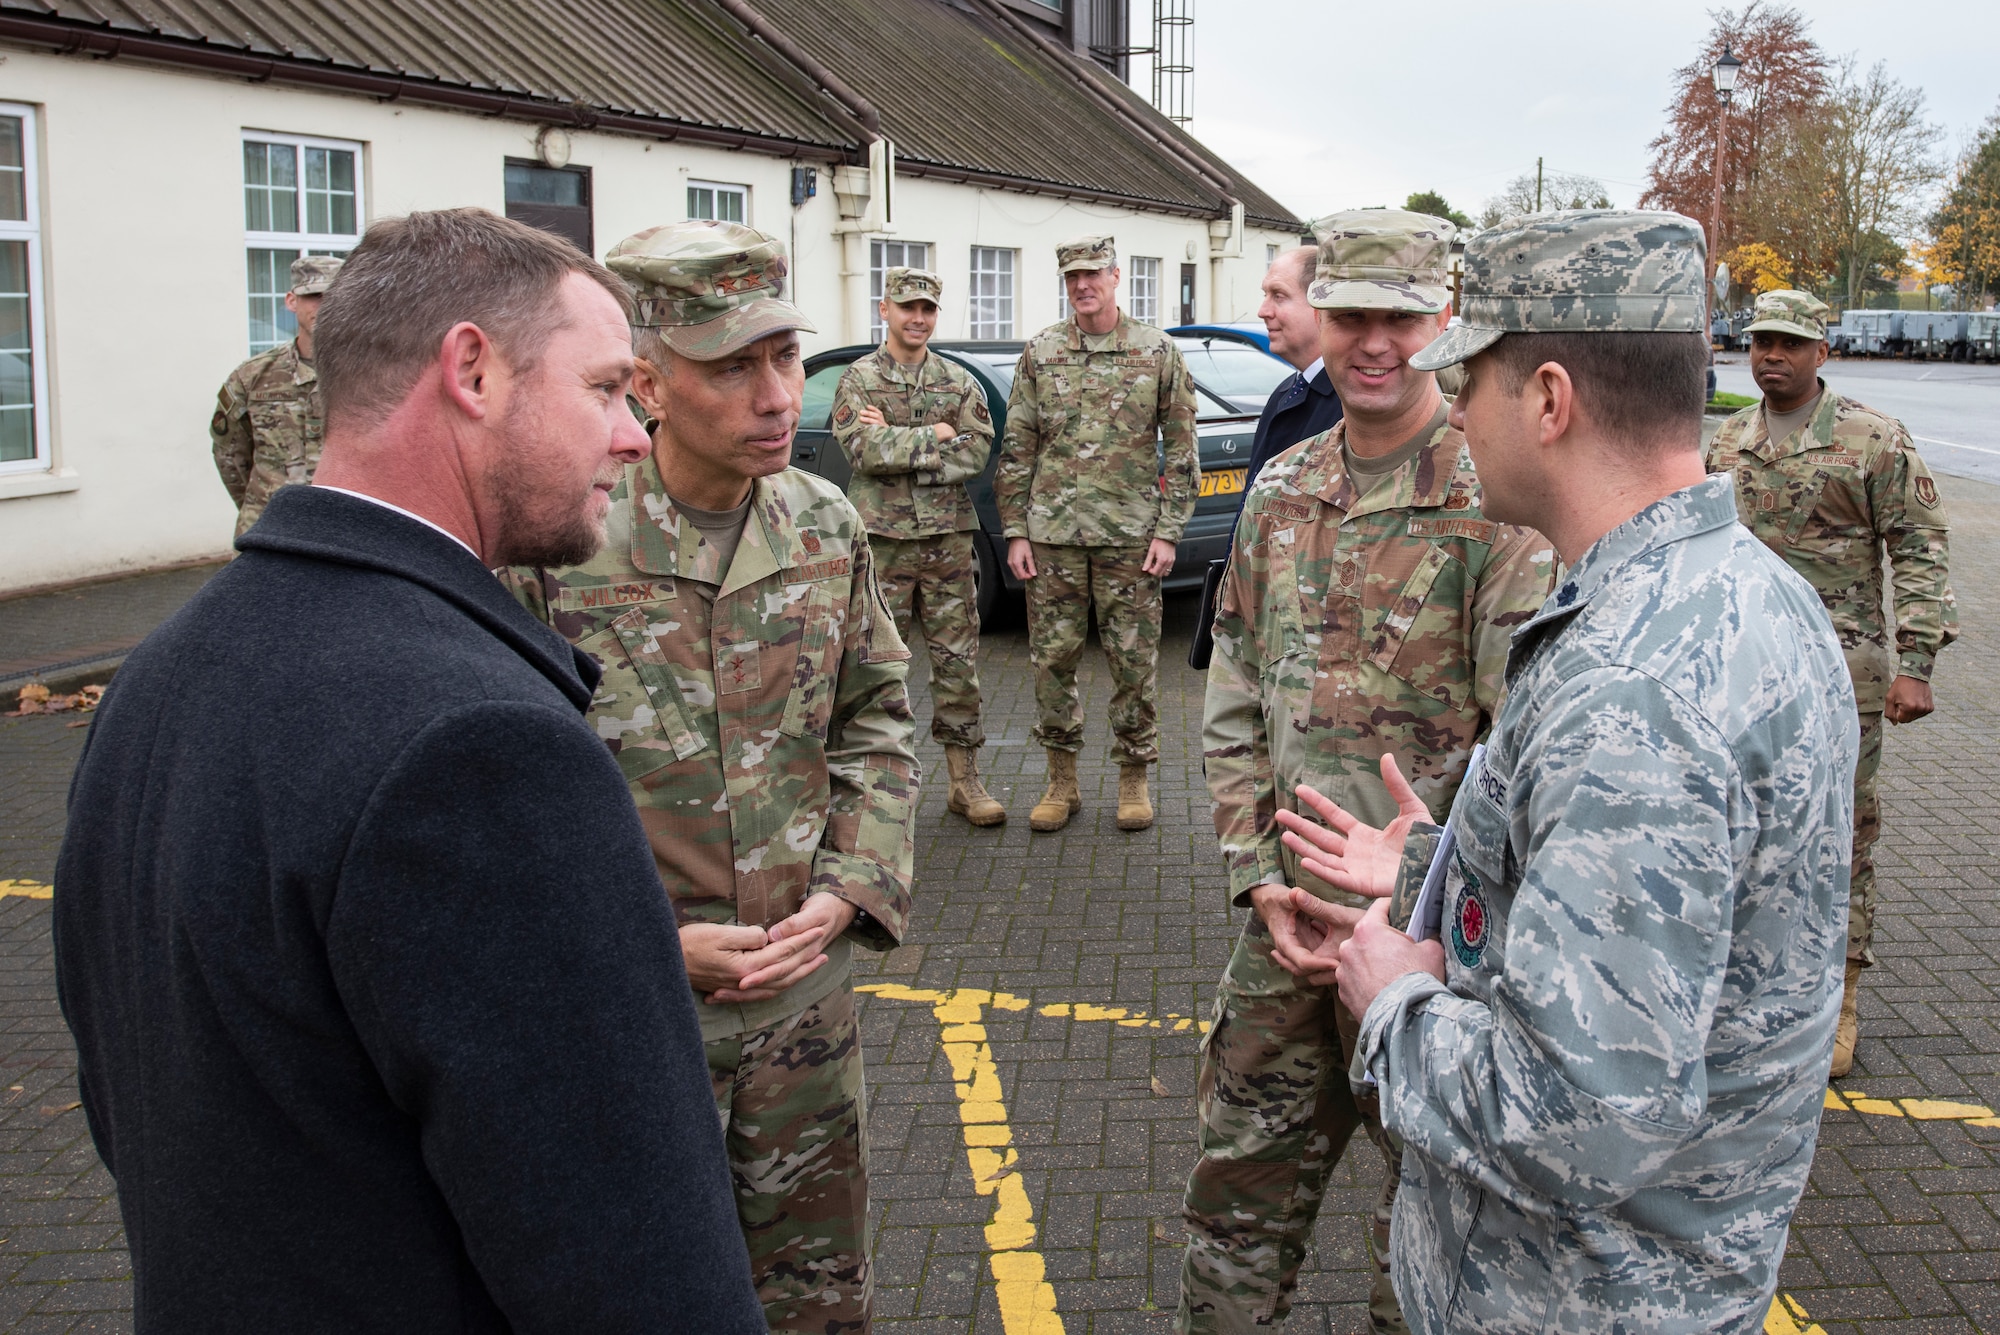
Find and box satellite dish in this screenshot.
[1713,261,1731,303]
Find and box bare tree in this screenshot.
[1820,57,1944,305]
[1479,171,1612,228]
[1739,99,1844,295]
[1929,102,2000,305]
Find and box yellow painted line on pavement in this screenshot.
[1825,1086,2000,1129]
[1765,1291,1828,1335]
[862,985,1065,1335]
[860,986,1983,1332]
[0,880,51,899]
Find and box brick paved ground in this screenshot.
[0,564,221,689]
[0,477,1997,1332]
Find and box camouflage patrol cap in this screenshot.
[884,266,943,306]
[1056,234,1116,274]
[288,255,343,296]
[1411,209,1708,371]
[1744,288,1830,341]
[1307,209,1456,314]
[604,219,816,361]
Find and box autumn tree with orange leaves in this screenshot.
[1641,4,1828,296]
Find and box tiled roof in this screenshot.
[0,0,1299,227]
[745,0,1298,227]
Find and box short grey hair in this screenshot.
[632,325,674,374]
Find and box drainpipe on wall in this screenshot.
[830,141,896,343]
[1208,201,1243,321]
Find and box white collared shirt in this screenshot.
[313,485,482,563]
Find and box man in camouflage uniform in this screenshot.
[502,220,918,1335]
[833,266,1005,826]
[210,255,342,536]
[1285,211,1857,1334]
[1707,288,1956,1078]
[996,234,1199,832]
[1179,211,1554,1335]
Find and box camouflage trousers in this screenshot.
[1851,711,1883,967]
[873,532,986,749]
[1025,542,1161,765]
[1180,913,1406,1335]
[708,984,871,1334]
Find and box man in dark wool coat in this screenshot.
[52,208,764,1334]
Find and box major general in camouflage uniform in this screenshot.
[1282,211,1857,1334]
[502,221,918,1335]
[833,266,1006,827]
[1178,211,1554,1335]
[1706,287,1956,1078]
[996,234,1199,832]
[210,255,342,536]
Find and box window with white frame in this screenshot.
[969,247,1015,339]
[0,104,45,474]
[1130,256,1161,326]
[1266,243,1279,265]
[243,131,363,354]
[869,239,932,341]
[687,180,747,223]
[1056,269,1071,322]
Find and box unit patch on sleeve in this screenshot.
[1451,865,1490,969]
[833,403,856,428]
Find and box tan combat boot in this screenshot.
[1116,763,1154,831]
[1029,748,1081,832]
[1829,960,1862,1079]
[943,745,1006,827]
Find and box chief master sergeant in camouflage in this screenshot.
[1280,211,1857,1334]
[501,220,918,1335]
[996,234,1199,832]
[833,266,1006,826]
[210,254,342,536]
[1178,210,1554,1335]
[1707,287,1955,1079]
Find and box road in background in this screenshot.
[1716,353,2000,487]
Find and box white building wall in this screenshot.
[0,46,1297,592]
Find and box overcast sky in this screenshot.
[1161,1,1999,229]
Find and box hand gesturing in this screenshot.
[1272,754,1431,901]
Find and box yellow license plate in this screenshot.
[1198,467,1247,497]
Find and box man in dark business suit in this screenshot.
[53,209,764,1334]
[1244,244,1344,490]
[1192,247,1347,669]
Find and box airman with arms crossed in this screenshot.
[833,266,1005,826]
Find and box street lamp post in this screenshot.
[1707,42,1743,345]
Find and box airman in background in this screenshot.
[833,266,1004,826]
[995,233,1199,832]
[502,219,918,1335]
[210,254,342,535]
[1707,286,1956,1077]
[1178,210,1554,1335]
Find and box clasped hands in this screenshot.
[678,891,858,1004]
[854,404,957,443]
[1257,755,1448,1019]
